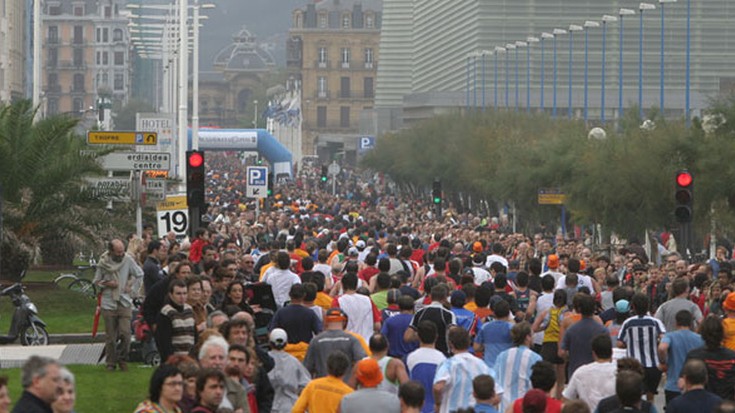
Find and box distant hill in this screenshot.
[200,0,307,69]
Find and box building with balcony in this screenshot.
[0,0,26,104]
[42,0,131,117]
[287,0,381,161]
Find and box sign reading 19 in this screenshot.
[159,210,188,234]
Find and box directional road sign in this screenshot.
[246,166,268,198]
[87,131,158,145]
[537,188,567,205]
[83,177,131,201]
[100,152,171,171]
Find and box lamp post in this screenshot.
[505,43,516,109]
[472,52,480,110]
[552,28,566,118]
[619,9,635,122]
[32,0,41,119]
[568,25,583,119]
[192,2,215,150]
[583,21,599,123]
[685,0,691,126]
[639,3,656,119]
[515,41,527,111]
[541,33,554,112]
[527,37,539,113]
[466,54,471,111]
[494,47,505,108]
[659,0,677,117]
[600,15,618,125]
[482,50,491,110]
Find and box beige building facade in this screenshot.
[287,0,381,161]
[0,0,26,104]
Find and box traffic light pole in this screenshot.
[189,206,201,239]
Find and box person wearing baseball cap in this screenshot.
[267,329,311,413]
[339,358,400,413]
[303,308,367,379]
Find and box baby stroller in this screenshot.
[129,298,160,366]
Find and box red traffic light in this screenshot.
[188,152,204,168]
[676,171,692,187]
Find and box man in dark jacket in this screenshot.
[11,356,62,413]
[143,240,167,295]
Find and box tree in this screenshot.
[113,98,156,130]
[0,100,111,278]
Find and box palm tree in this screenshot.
[0,100,110,279]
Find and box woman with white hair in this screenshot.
[51,367,76,413]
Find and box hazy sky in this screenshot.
[199,0,307,70]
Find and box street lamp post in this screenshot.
[527,37,539,113]
[639,3,656,119]
[495,47,505,109]
[583,21,600,123]
[541,33,554,113]
[506,43,516,109]
[601,15,618,124]
[515,41,527,111]
[619,9,635,122]
[482,50,491,110]
[659,0,677,117]
[552,29,566,118]
[685,0,691,126]
[466,54,471,111]
[568,25,583,119]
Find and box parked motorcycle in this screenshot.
[0,272,49,346]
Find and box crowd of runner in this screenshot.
[6,152,735,413]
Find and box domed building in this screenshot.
[195,26,276,127]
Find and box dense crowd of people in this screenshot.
[5,152,735,413]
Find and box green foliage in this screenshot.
[112,98,157,130]
[0,100,115,276]
[362,102,735,236]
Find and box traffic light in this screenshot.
[267,173,274,196]
[432,180,442,204]
[321,165,328,182]
[186,150,205,209]
[674,170,693,223]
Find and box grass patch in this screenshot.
[4,363,153,412]
[0,283,97,335]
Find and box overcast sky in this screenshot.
[199,0,307,70]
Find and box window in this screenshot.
[113,29,123,42]
[318,47,327,67]
[366,15,374,29]
[104,6,112,18]
[114,73,124,90]
[73,74,84,92]
[73,48,83,67]
[48,4,61,16]
[318,13,327,28]
[47,99,58,115]
[341,48,350,68]
[47,73,58,90]
[294,12,302,28]
[47,48,57,67]
[96,52,100,65]
[73,26,83,44]
[340,77,350,98]
[342,14,351,29]
[47,26,58,43]
[317,106,327,127]
[317,76,327,98]
[96,28,101,43]
[114,52,124,66]
[73,4,84,16]
[364,48,374,68]
[73,98,83,113]
[102,52,109,65]
[102,28,109,43]
[102,73,108,86]
[364,77,374,98]
[340,106,350,127]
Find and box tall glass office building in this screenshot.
[375,0,735,128]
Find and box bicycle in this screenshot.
[54,264,98,299]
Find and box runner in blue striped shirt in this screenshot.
[433,326,502,413]
[617,293,666,402]
[495,321,542,412]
